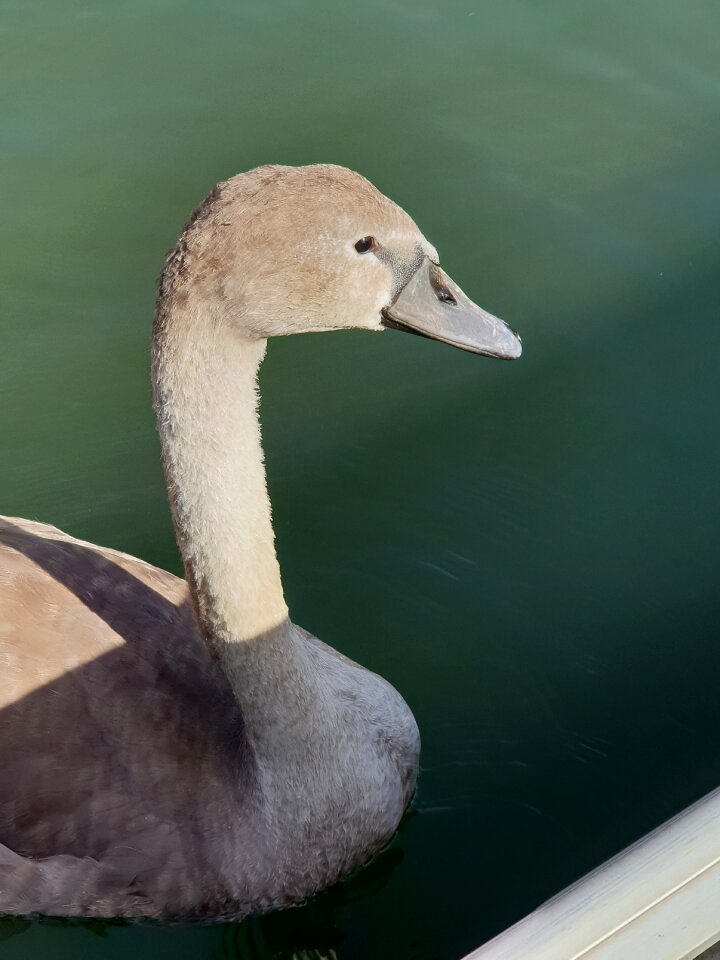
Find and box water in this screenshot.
[1,0,719,957]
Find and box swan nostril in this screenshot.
[436,286,457,306]
[428,262,458,306]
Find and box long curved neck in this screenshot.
[152,295,289,659]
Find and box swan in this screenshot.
[0,164,521,920]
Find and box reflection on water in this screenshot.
[1,0,720,957]
[218,842,404,959]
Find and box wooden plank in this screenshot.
[463,787,720,960]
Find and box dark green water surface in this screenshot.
[2,1,720,957]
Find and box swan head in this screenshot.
[171,164,521,360]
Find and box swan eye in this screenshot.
[354,236,377,254]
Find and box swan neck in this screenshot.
[152,300,288,652]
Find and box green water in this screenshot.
[2,0,720,957]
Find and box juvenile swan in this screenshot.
[0,165,521,919]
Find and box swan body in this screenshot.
[0,164,520,919]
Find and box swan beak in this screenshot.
[381,259,522,360]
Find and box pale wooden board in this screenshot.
[463,787,720,960]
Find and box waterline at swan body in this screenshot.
[0,164,521,920]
